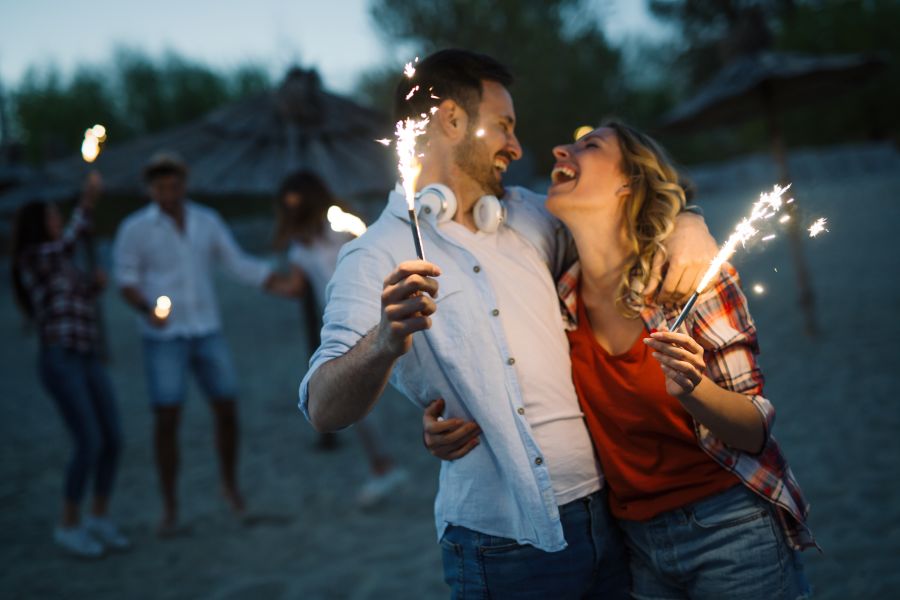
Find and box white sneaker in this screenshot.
[84,516,131,551]
[54,525,104,558]
[356,467,409,508]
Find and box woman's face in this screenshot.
[282,191,303,212]
[45,205,63,240]
[545,127,628,220]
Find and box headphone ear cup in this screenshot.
[417,184,457,223]
[473,195,505,234]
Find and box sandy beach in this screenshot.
[2,150,899,599]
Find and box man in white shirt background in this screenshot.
[113,152,300,535]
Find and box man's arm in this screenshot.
[307,260,440,432]
[648,212,719,305]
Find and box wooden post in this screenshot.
[761,83,819,336]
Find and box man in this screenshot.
[300,50,716,597]
[113,152,299,534]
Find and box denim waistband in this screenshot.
[559,487,607,516]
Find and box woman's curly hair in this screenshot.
[603,120,687,318]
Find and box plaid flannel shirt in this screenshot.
[18,207,100,355]
[558,261,816,550]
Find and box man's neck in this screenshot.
[418,162,484,232]
[158,201,186,230]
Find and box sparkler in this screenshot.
[81,124,107,163]
[393,59,432,260]
[154,295,172,320]
[327,205,367,238]
[669,184,792,331]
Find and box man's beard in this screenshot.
[453,130,505,197]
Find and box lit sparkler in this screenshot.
[808,218,828,238]
[154,295,172,320]
[394,59,432,260]
[81,124,107,163]
[670,184,792,330]
[327,205,367,238]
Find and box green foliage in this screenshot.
[362,0,630,173]
[10,49,272,165]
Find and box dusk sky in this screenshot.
[0,0,668,94]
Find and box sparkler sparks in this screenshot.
[81,124,107,163]
[327,206,367,238]
[670,184,792,330]
[403,59,418,78]
[808,218,829,238]
[753,283,766,295]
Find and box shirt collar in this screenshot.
[557,260,671,332]
[149,200,194,224]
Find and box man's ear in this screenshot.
[434,99,469,142]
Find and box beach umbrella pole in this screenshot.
[763,86,819,336]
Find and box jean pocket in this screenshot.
[690,487,768,529]
[477,535,526,556]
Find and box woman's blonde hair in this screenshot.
[603,120,686,317]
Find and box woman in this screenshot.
[274,171,408,507]
[428,122,814,598]
[11,175,129,558]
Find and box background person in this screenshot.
[11,173,129,558]
[273,170,408,507]
[113,152,301,535]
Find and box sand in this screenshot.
[1,152,898,599]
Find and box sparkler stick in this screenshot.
[670,184,792,331]
[80,125,108,357]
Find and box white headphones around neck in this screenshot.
[416,184,506,234]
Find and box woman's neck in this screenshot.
[564,207,631,308]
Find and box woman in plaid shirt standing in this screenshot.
[11,174,129,558]
[429,121,816,598]
[544,121,814,599]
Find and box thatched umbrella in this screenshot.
[42,67,396,200]
[660,51,887,336]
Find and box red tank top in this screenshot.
[567,294,738,521]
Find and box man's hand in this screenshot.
[375,260,441,358]
[423,399,480,460]
[647,213,718,305]
[264,268,306,298]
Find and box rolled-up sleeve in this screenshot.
[692,264,774,447]
[297,243,391,421]
[211,214,273,287]
[112,219,142,288]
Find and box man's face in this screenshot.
[148,173,187,212]
[453,80,522,197]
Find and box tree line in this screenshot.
[3,0,896,173]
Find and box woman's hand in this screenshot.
[644,327,706,397]
[422,399,480,460]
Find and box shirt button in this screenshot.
[517,407,525,415]
[507,357,515,365]
[535,457,543,466]
[491,309,500,317]
[473,265,481,273]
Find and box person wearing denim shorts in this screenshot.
[113,152,301,535]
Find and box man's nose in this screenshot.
[507,134,523,161]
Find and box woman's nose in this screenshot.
[552,145,570,160]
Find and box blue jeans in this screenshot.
[618,484,811,600]
[38,345,122,504]
[440,488,630,599]
[142,332,238,406]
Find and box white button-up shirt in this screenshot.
[299,186,601,552]
[113,201,273,339]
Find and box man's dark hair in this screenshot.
[393,49,513,124]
